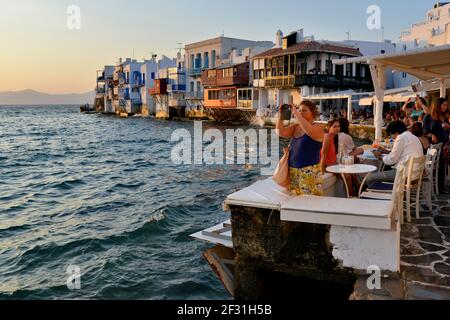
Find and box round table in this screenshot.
[326,164,378,198]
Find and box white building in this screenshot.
[95,65,114,113]
[252,29,372,123]
[140,55,175,116]
[184,36,274,118]
[394,2,450,88]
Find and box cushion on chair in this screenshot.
[367,181,394,193]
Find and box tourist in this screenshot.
[427,98,449,193]
[320,119,340,173]
[338,118,364,158]
[365,121,423,185]
[276,100,324,196]
[402,96,430,122]
[410,122,430,155]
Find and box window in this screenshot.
[196,53,202,69]
[315,60,322,73]
[301,62,307,75]
[325,60,332,74]
[402,44,407,51]
[142,73,145,85]
[190,81,194,92]
[346,63,353,77]
[402,72,407,79]
[355,63,361,78]
[190,54,195,69]
[151,72,155,80]
[211,50,216,67]
[196,81,201,92]
[204,52,209,68]
[253,70,259,80]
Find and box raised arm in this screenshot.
[402,98,412,114]
[417,98,430,115]
[292,107,324,141]
[276,116,296,139]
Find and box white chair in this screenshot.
[418,148,438,212]
[431,143,443,195]
[362,156,426,223]
[404,156,427,223]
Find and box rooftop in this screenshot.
[253,41,362,59]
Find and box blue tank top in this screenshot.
[288,134,323,169]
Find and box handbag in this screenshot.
[273,144,291,188]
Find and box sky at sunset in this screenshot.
[0,0,434,94]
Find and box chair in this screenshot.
[431,143,443,195]
[418,148,438,212]
[404,156,427,223]
[362,156,426,223]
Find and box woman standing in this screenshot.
[428,98,449,193]
[276,100,324,196]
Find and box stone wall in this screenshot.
[230,205,357,300]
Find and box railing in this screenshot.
[237,100,255,110]
[188,68,204,77]
[261,74,372,89]
[412,20,427,27]
[185,91,204,100]
[167,84,186,92]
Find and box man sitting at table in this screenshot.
[365,121,423,185]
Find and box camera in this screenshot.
[280,104,292,121]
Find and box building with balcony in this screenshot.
[395,2,450,87]
[184,36,274,119]
[251,29,373,120]
[148,54,181,119]
[202,62,257,123]
[95,66,114,113]
[140,55,175,116]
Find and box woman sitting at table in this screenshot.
[320,119,340,173]
[321,119,359,197]
[276,100,324,196]
[338,118,364,159]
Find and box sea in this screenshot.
[0,105,273,300]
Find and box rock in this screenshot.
[417,226,443,244]
[401,254,443,267]
[418,242,447,253]
[406,282,450,300]
[434,216,450,227]
[401,244,425,256]
[434,263,450,277]
[402,265,442,284]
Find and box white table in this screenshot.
[326,164,378,198]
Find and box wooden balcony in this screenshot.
[201,63,250,88]
[262,75,373,90]
[149,79,167,95]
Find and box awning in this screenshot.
[333,45,450,141]
[333,45,450,81]
[358,87,418,106]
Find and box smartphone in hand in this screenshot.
[280,104,292,121]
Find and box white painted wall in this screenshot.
[330,222,400,272]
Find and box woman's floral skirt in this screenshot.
[289,164,324,196]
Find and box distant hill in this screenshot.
[0,89,95,105]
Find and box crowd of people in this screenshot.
[276,96,450,196]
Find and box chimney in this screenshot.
[275,30,283,48]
